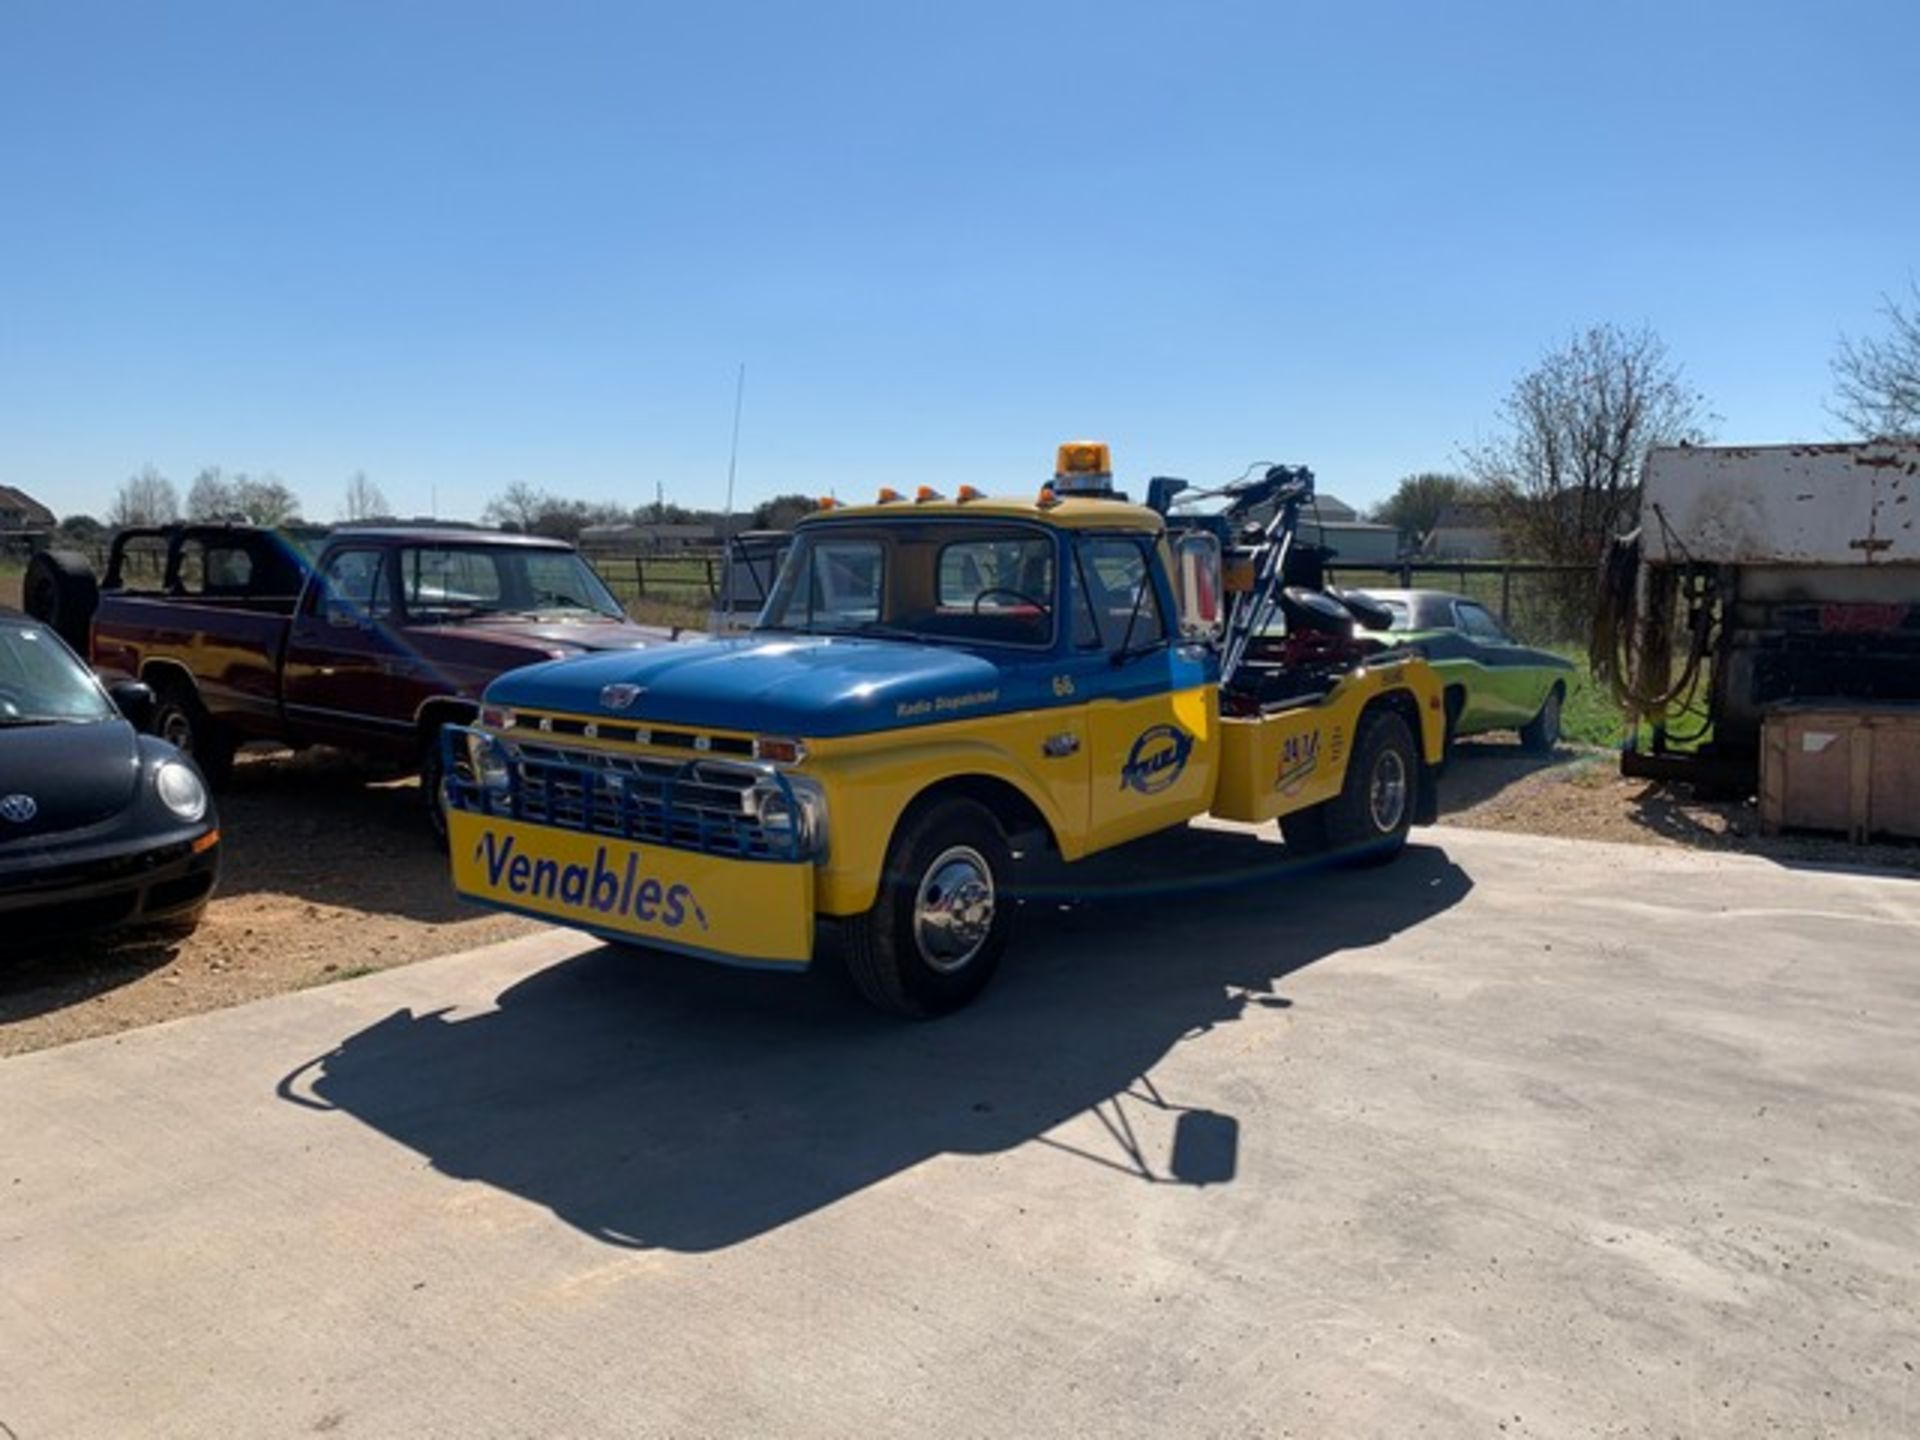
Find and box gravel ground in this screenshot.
[0,748,533,1056]
[1438,737,1920,871]
[4,734,1914,1059]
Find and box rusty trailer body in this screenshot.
[1604,442,1920,807]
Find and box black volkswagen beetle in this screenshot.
[0,608,220,943]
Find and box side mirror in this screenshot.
[108,680,156,731]
[1171,532,1224,641]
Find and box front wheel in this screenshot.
[420,732,451,849]
[151,681,236,787]
[1280,708,1418,866]
[841,797,1013,1017]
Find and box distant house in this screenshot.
[0,485,55,534]
[1244,492,1402,567]
[1424,501,1504,560]
[579,521,718,554]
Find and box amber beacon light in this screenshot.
[1052,440,1114,494]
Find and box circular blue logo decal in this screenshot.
[1120,724,1194,795]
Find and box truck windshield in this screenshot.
[0,623,113,725]
[758,524,1056,647]
[398,546,625,621]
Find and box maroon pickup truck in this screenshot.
[25,524,672,833]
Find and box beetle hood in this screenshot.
[0,719,143,845]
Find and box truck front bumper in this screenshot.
[447,810,816,966]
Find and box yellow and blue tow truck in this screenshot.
[442,444,1447,1015]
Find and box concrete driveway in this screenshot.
[3,827,1917,1438]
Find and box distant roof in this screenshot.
[1312,494,1359,522]
[0,485,54,527]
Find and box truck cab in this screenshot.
[444,445,1447,1014]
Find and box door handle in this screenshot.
[1042,732,1080,758]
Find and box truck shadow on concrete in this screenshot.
[278,830,1471,1253]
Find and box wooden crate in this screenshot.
[1760,702,1920,843]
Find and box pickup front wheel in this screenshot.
[842,797,1012,1017]
[151,680,236,787]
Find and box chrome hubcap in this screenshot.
[913,845,996,973]
[1369,748,1408,833]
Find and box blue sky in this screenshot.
[3,0,1915,523]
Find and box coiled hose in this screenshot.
[1589,529,1716,720]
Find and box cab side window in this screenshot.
[311,549,390,621]
[1074,537,1167,653]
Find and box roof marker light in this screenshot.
[956,485,984,502]
[817,496,839,510]
[915,485,943,503]
[876,487,904,504]
[1037,485,1062,509]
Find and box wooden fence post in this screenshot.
[634,556,646,599]
[1500,566,1513,624]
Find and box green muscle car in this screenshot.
[1359,589,1575,753]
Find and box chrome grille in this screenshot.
[455,733,799,860]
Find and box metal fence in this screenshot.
[1325,561,1596,647]
[589,552,725,608]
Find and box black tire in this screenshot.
[1280,708,1418,867]
[151,678,236,787]
[1441,687,1466,765]
[841,796,1013,1017]
[1520,685,1564,755]
[22,550,100,654]
[420,725,455,849]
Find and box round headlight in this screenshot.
[155,760,209,822]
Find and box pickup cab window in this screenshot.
[759,523,1055,647]
[1073,535,1166,652]
[398,545,625,622]
[312,548,391,621]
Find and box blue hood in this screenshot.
[486,635,1033,738]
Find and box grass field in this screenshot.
[0,561,22,610]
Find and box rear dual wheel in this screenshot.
[1280,709,1417,866]
[842,797,1012,1017]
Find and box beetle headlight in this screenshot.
[155,760,209,822]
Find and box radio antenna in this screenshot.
[720,362,746,626]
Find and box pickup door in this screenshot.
[281,544,420,756]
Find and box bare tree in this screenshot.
[1831,282,1920,439]
[341,471,390,522]
[1368,472,1476,554]
[229,474,302,526]
[107,466,180,527]
[482,481,549,532]
[1463,324,1712,568]
[186,467,236,520]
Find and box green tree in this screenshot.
[750,493,820,530]
[1368,472,1474,553]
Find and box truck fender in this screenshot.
[811,740,1069,917]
